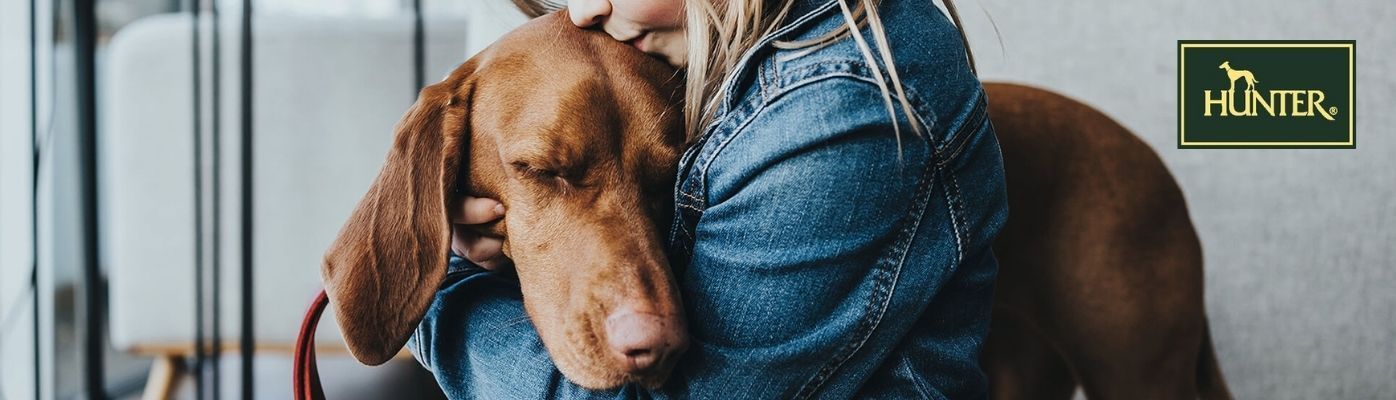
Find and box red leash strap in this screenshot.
[294,290,329,400]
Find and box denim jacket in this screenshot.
[408,0,1009,398]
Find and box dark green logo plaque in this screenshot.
[1178,41,1355,148]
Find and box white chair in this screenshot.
[102,12,469,399]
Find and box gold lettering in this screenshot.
[1228,90,1250,116]
[1203,90,1227,116]
[1290,90,1308,116]
[1309,91,1335,121]
[1252,89,1275,116]
[1198,61,1339,121]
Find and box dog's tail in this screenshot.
[1196,318,1233,400]
[294,290,329,400]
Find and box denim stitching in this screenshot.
[700,71,944,398]
[677,202,704,213]
[692,99,768,207]
[775,72,941,151]
[678,191,703,203]
[774,62,943,148]
[716,0,840,113]
[942,171,966,266]
[935,94,987,169]
[757,59,776,102]
[669,130,714,247]
[792,131,939,399]
[949,173,971,256]
[701,71,943,219]
[899,353,935,399]
[412,322,433,371]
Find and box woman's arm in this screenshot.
[664,78,973,398]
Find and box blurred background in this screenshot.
[0,0,1391,399]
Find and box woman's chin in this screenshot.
[644,35,688,68]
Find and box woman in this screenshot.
[411,0,1008,397]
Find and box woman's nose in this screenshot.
[568,0,612,28]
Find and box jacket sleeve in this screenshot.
[662,77,968,399]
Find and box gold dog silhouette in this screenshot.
[1219,61,1259,92]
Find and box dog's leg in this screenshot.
[1047,242,1208,400]
[982,309,1077,400]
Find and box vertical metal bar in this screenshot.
[412,0,425,92]
[211,0,225,396]
[190,0,207,398]
[239,0,255,397]
[73,0,106,396]
[30,0,43,395]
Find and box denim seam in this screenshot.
[701,72,938,211]
[933,99,984,266]
[693,100,768,207]
[668,127,718,248]
[899,352,935,399]
[716,0,840,113]
[942,171,966,266]
[791,132,939,399]
[676,202,704,213]
[949,173,971,259]
[412,322,433,371]
[785,76,939,142]
[774,61,943,147]
[758,58,777,102]
[677,191,703,203]
[934,93,987,169]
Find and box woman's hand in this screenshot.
[450,196,512,271]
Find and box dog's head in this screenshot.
[321,10,687,389]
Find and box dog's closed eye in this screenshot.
[511,161,563,178]
[511,161,584,189]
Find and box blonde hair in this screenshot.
[511,0,976,142]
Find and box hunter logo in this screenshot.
[1178,41,1355,148]
[1204,61,1337,121]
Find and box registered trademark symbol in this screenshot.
[1330,106,1338,116]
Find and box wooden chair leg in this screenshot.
[142,354,184,400]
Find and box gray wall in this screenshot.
[956,1,1395,397]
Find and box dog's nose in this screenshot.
[604,308,686,373]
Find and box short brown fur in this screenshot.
[322,11,687,389]
[984,83,1231,399]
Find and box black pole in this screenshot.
[73,0,106,396]
[412,0,425,92]
[29,0,42,397]
[239,0,255,397]
[190,0,208,398]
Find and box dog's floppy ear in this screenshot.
[321,71,473,366]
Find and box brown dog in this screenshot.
[318,10,688,390]
[983,83,1231,399]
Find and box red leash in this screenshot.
[293,290,329,400]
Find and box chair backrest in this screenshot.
[102,12,468,350]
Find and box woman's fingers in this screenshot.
[448,196,511,270]
[452,196,506,225]
[452,224,513,271]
